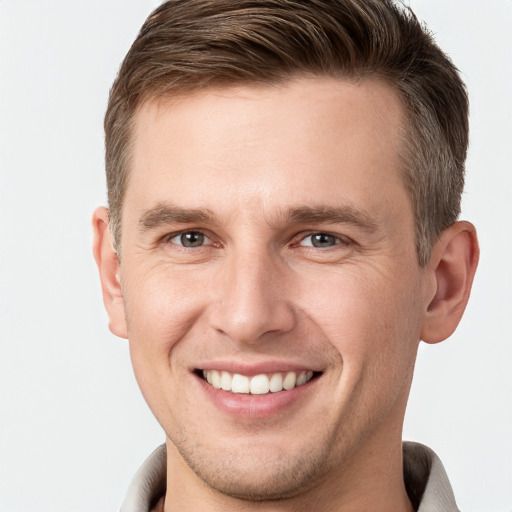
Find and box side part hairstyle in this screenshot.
[105,0,469,266]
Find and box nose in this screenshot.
[210,247,296,344]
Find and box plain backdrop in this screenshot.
[0,1,511,511]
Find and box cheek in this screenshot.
[300,266,422,373]
[121,266,211,402]
[122,267,210,422]
[123,266,206,343]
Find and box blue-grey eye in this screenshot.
[170,231,209,247]
[300,233,340,248]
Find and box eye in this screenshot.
[299,233,344,248]
[169,231,211,248]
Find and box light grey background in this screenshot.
[0,1,510,510]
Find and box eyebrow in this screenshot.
[138,203,378,233]
[139,203,217,232]
[285,205,378,232]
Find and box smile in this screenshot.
[200,370,317,395]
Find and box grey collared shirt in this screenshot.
[120,441,459,512]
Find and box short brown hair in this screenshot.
[105,0,468,265]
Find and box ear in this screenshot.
[92,207,128,339]
[421,221,479,344]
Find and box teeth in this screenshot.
[269,373,283,392]
[220,371,232,391]
[250,374,270,395]
[283,371,296,390]
[296,371,313,386]
[231,373,250,394]
[211,370,221,389]
[201,369,315,395]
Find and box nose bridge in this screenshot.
[212,242,295,343]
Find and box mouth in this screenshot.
[197,369,321,395]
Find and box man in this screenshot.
[92,1,479,510]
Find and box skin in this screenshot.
[93,77,479,511]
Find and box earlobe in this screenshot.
[420,221,479,344]
[92,207,128,339]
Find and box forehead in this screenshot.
[126,77,409,225]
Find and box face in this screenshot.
[116,77,432,500]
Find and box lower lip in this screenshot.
[195,374,319,419]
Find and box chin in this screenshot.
[172,434,333,502]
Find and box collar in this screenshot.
[403,441,460,511]
[120,441,459,512]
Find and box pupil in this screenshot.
[312,233,334,247]
[181,232,204,247]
